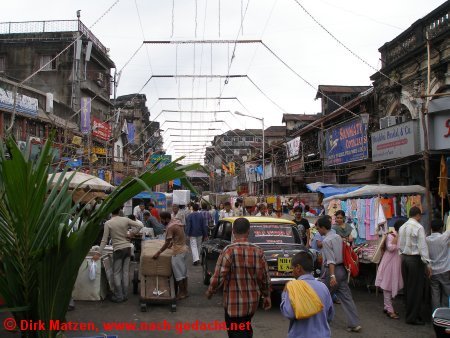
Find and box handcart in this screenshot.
[132,240,176,312]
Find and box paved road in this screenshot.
[1,258,436,338]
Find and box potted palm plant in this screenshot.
[0,136,200,338]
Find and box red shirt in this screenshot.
[150,208,160,222]
[208,238,271,317]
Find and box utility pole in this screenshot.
[421,32,432,233]
[271,148,274,194]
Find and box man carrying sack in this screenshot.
[280,251,334,338]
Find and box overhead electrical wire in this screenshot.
[292,0,401,87]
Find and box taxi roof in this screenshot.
[221,216,295,225]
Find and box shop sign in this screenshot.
[92,147,106,155]
[427,98,450,150]
[72,136,82,146]
[285,137,301,159]
[0,87,38,116]
[324,118,368,166]
[371,120,419,162]
[148,154,172,170]
[92,117,111,141]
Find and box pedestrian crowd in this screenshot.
[88,197,447,338]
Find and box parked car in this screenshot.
[200,216,319,291]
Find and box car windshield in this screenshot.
[248,223,295,244]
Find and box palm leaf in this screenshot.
[0,136,201,338]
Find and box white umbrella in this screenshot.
[48,172,114,192]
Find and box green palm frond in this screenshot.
[0,136,201,338]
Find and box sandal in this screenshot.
[387,312,399,319]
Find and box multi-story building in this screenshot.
[205,129,263,193]
[370,1,449,188]
[114,94,164,175]
[0,19,115,179]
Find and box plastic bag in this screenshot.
[88,260,96,281]
[286,280,324,319]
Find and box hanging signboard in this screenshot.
[285,136,301,159]
[92,147,107,155]
[371,120,419,162]
[80,97,91,134]
[324,117,368,166]
[0,87,38,116]
[92,117,111,141]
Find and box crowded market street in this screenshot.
[0,256,433,338]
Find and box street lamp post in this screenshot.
[234,111,265,196]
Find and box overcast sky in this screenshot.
[1,0,445,164]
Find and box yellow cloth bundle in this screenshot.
[286,280,324,319]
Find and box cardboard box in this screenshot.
[244,197,257,207]
[173,190,190,205]
[140,240,173,277]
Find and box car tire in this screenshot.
[202,253,210,285]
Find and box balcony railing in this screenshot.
[0,20,108,55]
[381,4,449,67]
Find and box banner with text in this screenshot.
[92,117,112,141]
[0,87,38,116]
[324,118,368,166]
[80,97,91,134]
[371,120,419,162]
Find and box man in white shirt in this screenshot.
[398,206,431,325]
[426,219,450,310]
[171,204,186,225]
[219,202,234,219]
[133,201,145,222]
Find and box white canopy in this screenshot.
[48,172,114,192]
[323,184,425,202]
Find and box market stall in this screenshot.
[322,184,426,292]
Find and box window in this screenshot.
[245,136,254,141]
[39,55,57,71]
[232,137,238,143]
[0,56,5,72]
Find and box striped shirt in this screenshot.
[399,218,430,265]
[426,231,450,275]
[208,238,271,317]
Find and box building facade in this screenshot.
[0,19,116,180]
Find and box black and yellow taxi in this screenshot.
[200,216,310,291]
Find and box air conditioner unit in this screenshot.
[379,116,405,129]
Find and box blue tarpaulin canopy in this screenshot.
[133,191,166,201]
[306,182,362,198]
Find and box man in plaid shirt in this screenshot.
[205,218,271,337]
